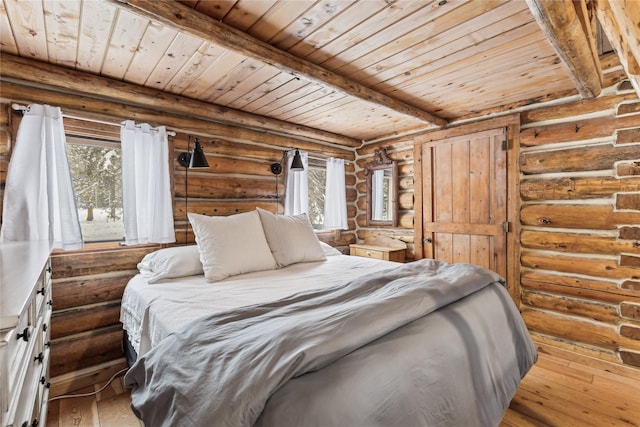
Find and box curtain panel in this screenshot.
[323,158,348,230]
[0,104,83,250]
[284,151,309,216]
[120,121,175,245]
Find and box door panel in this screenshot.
[420,127,507,278]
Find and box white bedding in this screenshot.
[125,259,537,427]
[121,254,400,356]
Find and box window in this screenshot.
[66,138,125,242]
[307,166,325,229]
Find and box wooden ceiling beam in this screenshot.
[0,81,355,159]
[110,0,448,128]
[0,54,359,147]
[526,0,602,98]
[595,0,640,97]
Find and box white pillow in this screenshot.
[256,208,326,267]
[188,211,277,282]
[138,245,203,284]
[319,241,342,256]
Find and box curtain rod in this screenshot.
[12,104,347,160]
[282,148,351,165]
[11,103,177,136]
[308,154,351,165]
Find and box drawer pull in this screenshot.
[40,376,51,388]
[47,266,52,273]
[34,352,44,364]
[43,323,48,332]
[47,299,53,306]
[37,287,45,295]
[17,327,30,342]
[31,419,39,427]
[45,341,51,348]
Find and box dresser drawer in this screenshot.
[6,327,42,427]
[34,261,51,316]
[349,244,406,263]
[350,246,385,260]
[2,304,36,412]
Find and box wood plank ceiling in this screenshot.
[0,0,599,143]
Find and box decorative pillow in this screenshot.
[256,208,327,267]
[188,211,277,282]
[319,241,342,256]
[138,245,203,284]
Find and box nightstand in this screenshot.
[349,244,406,263]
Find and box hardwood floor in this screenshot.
[46,375,142,427]
[47,351,640,427]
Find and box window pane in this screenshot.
[307,168,325,229]
[67,143,125,242]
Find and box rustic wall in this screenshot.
[354,140,416,259]
[0,96,358,393]
[519,84,640,368]
[170,131,358,248]
[354,78,640,369]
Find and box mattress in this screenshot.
[120,254,400,356]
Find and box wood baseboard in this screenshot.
[49,358,128,398]
[533,338,640,380]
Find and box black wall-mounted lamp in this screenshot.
[290,148,304,171]
[270,148,304,175]
[178,137,209,169]
[179,136,210,244]
[269,148,304,214]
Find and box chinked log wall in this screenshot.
[519,83,640,368]
[354,142,416,259]
[0,90,358,394]
[354,70,640,370]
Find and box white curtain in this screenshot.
[120,121,175,245]
[323,158,347,230]
[372,169,385,220]
[284,151,308,215]
[0,104,82,250]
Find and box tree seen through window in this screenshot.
[307,167,325,229]
[67,141,125,242]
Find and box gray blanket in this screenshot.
[125,259,536,427]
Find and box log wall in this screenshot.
[518,83,640,368]
[0,88,357,393]
[354,74,640,370]
[354,141,416,259]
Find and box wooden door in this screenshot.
[417,127,508,278]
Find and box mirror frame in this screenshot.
[365,148,398,227]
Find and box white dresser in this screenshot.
[1,241,52,427]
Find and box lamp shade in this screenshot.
[290,149,304,172]
[189,138,209,168]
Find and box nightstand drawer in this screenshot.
[349,244,405,263]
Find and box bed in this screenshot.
[120,209,537,427]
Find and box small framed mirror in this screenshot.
[365,148,398,227]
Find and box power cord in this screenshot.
[48,367,129,402]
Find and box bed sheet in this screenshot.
[121,254,400,355]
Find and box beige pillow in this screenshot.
[138,245,203,283]
[256,208,326,268]
[188,211,277,282]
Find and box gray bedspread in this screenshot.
[125,259,537,427]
